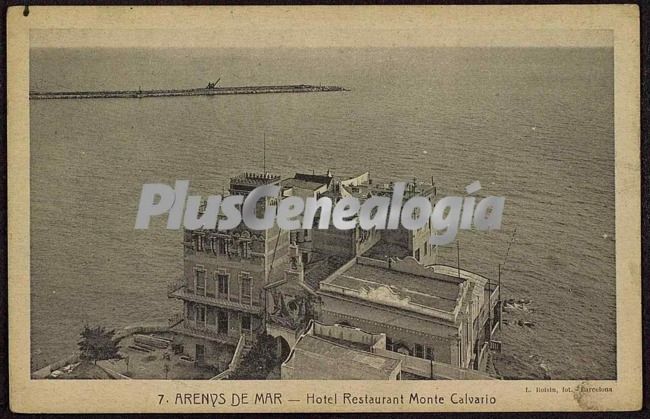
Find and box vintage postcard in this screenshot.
[7,5,641,413]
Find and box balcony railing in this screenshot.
[168,288,264,315]
[172,321,240,346]
[168,312,184,328]
[167,279,186,296]
[489,340,502,353]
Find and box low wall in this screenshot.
[114,323,169,341]
[31,353,82,379]
[97,363,132,380]
[373,348,495,380]
[312,322,385,349]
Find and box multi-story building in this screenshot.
[281,320,495,380]
[168,172,291,366]
[167,169,500,375]
[281,171,439,265]
[317,256,500,370]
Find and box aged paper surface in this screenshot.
[8,5,641,413]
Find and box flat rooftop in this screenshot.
[321,259,464,313]
[304,254,351,291]
[282,334,400,380]
[281,172,339,194]
[281,177,328,192]
[363,241,411,260]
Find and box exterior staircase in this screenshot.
[209,335,250,380]
[486,351,500,378]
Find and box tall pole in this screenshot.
[263,132,266,174]
[498,264,502,331]
[456,241,461,279]
[488,274,492,342]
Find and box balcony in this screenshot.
[167,288,264,315]
[168,312,184,328]
[184,250,266,270]
[167,279,185,297]
[170,321,241,346]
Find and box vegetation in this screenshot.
[77,325,121,364]
[228,334,280,380]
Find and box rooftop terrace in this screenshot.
[320,257,464,314]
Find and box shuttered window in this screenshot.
[240,275,252,305]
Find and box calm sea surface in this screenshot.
[30,47,615,379]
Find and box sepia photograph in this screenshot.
[7,5,641,413]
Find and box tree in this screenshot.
[228,334,279,380]
[78,325,121,364]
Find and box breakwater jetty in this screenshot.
[29,84,348,100]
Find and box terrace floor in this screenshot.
[98,333,225,379]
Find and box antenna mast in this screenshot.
[488,274,492,342]
[502,226,517,268]
[457,240,461,279]
[498,264,502,331]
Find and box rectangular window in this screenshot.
[195,267,206,296]
[386,337,394,352]
[241,314,252,333]
[194,234,204,252]
[217,273,229,297]
[414,343,424,358]
[414,249,420,261]
[217,311,228,334]
[240,276,252,305]
[240,240,250,258]
[206,307,216,325]
[187,303,195,321]
[425,346,434,361]
[184,230,193,247]
[196,305,206,324]
[206,275,216,298]
[218,238,229,255]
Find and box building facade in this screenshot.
[167,169,500,374]
[168,173,291,366]
[317,256,500,370]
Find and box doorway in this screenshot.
[195,344,205,364]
